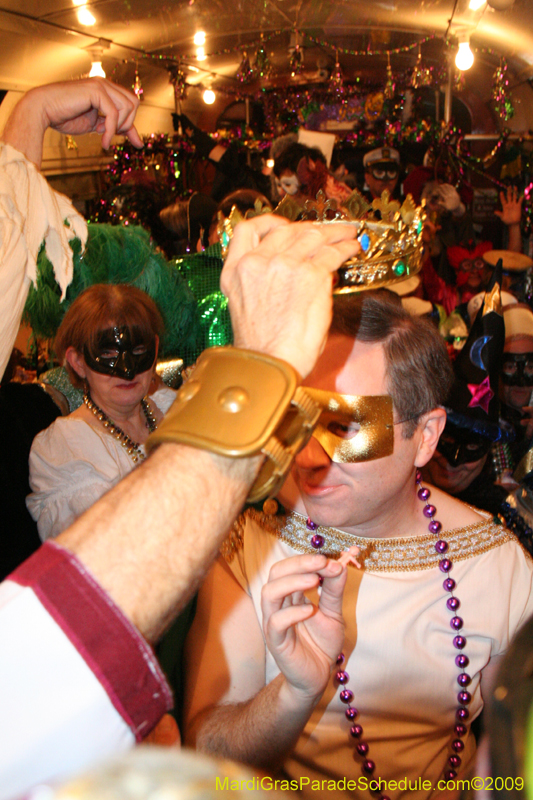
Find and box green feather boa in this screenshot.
[24,223,201,364]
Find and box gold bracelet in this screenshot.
[146,347,320,502]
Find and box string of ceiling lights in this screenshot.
[0,0,516,106]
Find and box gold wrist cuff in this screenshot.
[146,347,320,502]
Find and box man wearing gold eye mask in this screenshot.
[185,292,533,799]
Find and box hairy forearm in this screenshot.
[192,674,318,772]
[56,443,262,642]
[1,89,47,168]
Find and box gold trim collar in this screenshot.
[240,509,515,573]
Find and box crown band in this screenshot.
[218,188,427,295]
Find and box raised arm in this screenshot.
[494,186,523,253]
[0,78,143,381]
[1,77,142,168]
[1,206,359,795]
[184,553,347,771]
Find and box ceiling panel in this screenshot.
[0,0,530,128]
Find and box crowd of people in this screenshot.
[2,74,533,800]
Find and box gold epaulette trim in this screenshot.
[231,509,518,573]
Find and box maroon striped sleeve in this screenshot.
[10,541,173,740]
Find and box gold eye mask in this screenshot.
[304,388,394,462]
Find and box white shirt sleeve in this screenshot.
[0,542,172,800]
[0,143,87,380]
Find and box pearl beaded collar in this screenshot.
[84,392,157,464]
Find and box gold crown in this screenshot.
[218,189,427,294]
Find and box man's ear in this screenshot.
[414,407,447,469]
[65,347,87,380]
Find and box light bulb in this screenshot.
[194,31,206,46]
[196,47,206,62]
[455,41,474,71]
[89,60,106,78]
[77,6,95,25]
[203,89,216,104]
[468,0,486,8]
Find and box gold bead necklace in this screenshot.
[83,392,157,464]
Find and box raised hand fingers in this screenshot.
[90,80,141,149]
[220,218,359,377]
[225,218,359,272]
[225,214,289,259]
[500,186,523,207]
[262,557,325,615]
[45,78,142,149]
[222,219,359,310]
[262,555,344,620]
[253,221,359,264]
[308,236,362,274]
[265,603,316,653]
[103,82,142,147]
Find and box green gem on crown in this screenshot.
[393,261,406,276]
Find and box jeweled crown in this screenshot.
[218,188,427,294]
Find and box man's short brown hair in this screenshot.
[331,290,453,437]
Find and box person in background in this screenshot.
[26,283,175,541]
[272,141,326,206]
[423,266,512,514]
[482,248,533,304]
[173,113,272,203]
[159,192,218,255]
[421,184,525,315]
[493,305,533,555]
[161,188,272,256]
[362,146,401,202]
[499,303,533,465]
[444,241,495,307]
[272,141,353,211]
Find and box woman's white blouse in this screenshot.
[26,386,176,541]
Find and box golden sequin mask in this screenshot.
[304,388,394,462]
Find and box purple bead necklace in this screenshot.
[305,470,471,800]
